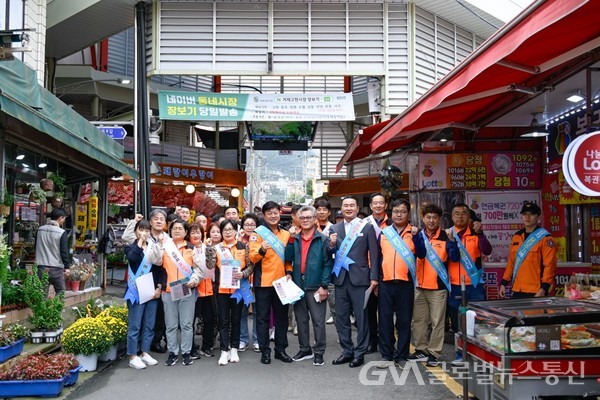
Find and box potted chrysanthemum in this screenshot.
[96,314,127,361]
[61,317,113,371]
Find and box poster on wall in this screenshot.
[541,173,567,262]
[418,152,541,191]
[465,190,542,263]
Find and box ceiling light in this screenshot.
[21,163,29,168]
[231,188,240,197]
[566,89,584,103]
[16,154,25,160]
[521,113,549,138]
[117,78,131,85]
[185,184,196,194]
[38,162,47,168]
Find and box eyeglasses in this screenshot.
[243,223,256,228]
[299,216,314,221]
[392,210,408,215]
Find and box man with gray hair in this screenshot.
[35,207,71,295]
[285,206,333,366]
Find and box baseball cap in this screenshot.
[469,209,481,222]
[520,202,541,215]
[335,210,343,218]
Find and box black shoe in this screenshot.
[426,355,440,367]
[274,351,293,363]
[151,343,166,354]
[366,344,377,354]
[292,350,314,362]
[349,358,364,368]
[164,353,178,366]
[332,355,353,365]
[313,354,324,366]
[260,353,271,365]
[190,349,201,360]
[407,350,429,362]
[182,353,193,366]
[200,348,215,357]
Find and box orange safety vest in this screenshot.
[248,227,292,287]
[161,240,195,293]
[416,227,450,290]
[216,240,249,295]
[380,224,415,282]
[448,226,482,285]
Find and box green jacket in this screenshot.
[284,230,333,291]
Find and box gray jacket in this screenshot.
[35,221,70,269]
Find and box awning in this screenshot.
[339,0,600,163]
[335,120,390,173]
[0,59,137,178]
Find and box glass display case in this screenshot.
[465,298,600,400]
[468,297,600,355]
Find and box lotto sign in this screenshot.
[562,131,600,196]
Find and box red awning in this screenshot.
[335,120,390,173]
[346,0,600,159]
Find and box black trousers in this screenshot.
[378,280,414,361]
[152,299,166,345]
[196,295,215,351]
[255,286,289,355]
[367,292,378,348]
[217,293,243,351]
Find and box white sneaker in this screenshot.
[218,350,230,366]
[350,315,356,325]
[229,348,240,363]
[140,353,158,366]
[326,316,334,324]
[269,328,275,341]
[238,342,247,352]
[293,325,298,335]
[129,356,146,370]
[253,343,260,353]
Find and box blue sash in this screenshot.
[512,228,550,282]
[452,229,482,287]
[255,225,285,261]
[381,226,417,287]
[231,278,255,306]
[420,231,451,291]
[332,218,369,277]
[124,248,153,305]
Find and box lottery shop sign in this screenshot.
[562,131,600,196]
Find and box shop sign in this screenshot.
[158,91,355,121]
[88,196,98,230]
[558,171,600,204]
[591,205,600,273]
[160,166,214,181]
[562,131,600,197]
[465,191,541,263]
[418,152,540,190]
[547,100,600,172]
[75,203,88,246]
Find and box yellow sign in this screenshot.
[559,171,600,204]
[88,196,99,230]
[75,203,88,246]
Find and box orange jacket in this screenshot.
[448,226,481,285]
[161,241,197,293]
[380,225,416,282]
[248,226,292,287]
[216,241,252,294]
[501,227,557,294]
[416,228,458,290]
[197,278,213,297]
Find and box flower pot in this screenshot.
[43,329,62,343]
[75,353,98,372]
[98,344,118,362]
[0,378,65,397]
[29,331,44,344]
[69,280,80,292]
[40,179,54,191]
[63,365,82,387]
[0,338,25,363]
[51,197,63,208]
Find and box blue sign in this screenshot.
[98,126,127,140]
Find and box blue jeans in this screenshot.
[240,303,258,345]
[127,299,158,356]
[448,284,486,333]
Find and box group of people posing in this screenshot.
[121,194,557,371]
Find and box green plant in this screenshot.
[0,353,71,381]
[49,173,66,198]
[106,250,125,264]
[2,193,13,207]
[71,298,106,320]
[62,317,113,356]
[22,271,64,331]
[0,235,11,286]
[0,323,29,345]
[28,185,46,205]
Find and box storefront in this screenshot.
[0,59,136,284]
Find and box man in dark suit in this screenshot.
[328,196,380,368]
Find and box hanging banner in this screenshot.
[418,152,541,190]
[75,203,88,246]
[158,91,355,121]
[88,196,99,231]
[591,205,600,273]
[541,174,567,262]
[465,190,542,263]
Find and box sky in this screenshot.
[465,0,535,22]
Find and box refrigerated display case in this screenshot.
[465,297,600,400]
